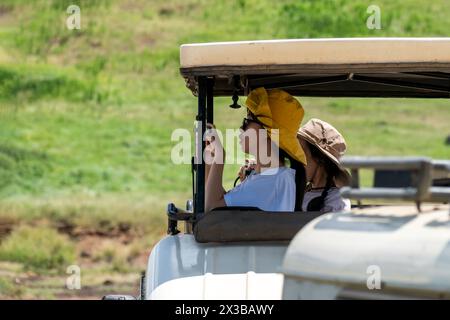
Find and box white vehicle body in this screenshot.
[145,234,287,300]
[145,204,450,300]
[282,204,450,299]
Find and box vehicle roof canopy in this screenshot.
[180,38,450,98]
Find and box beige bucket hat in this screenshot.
[297,118,351,187]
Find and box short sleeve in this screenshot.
[224,176,268,209]
[224,183,246,207]
[223,167,296,211]
[323,189,351,212]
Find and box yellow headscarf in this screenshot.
[245,87,307,165]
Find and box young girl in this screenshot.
[297,118,352,213]
[204,87,307,212]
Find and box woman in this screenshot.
[236,118,352,213]
[204,87,307,212]
[297,118,352,212]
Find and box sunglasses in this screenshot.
[240,117,264,131]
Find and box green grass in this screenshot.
[0,0,448,205]
[0,0,449,279]
[0,275,24,298]
[279,0,450,38]
[0,225,76,272]
[0,192,174,236]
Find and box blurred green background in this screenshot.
[0,0,449,299]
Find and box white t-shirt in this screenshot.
[302,188,351,213]
[224,166,296,212]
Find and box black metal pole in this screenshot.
[206,77,214,124]
[195,77,207,215]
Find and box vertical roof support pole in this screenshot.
[206,77,214,124]
[194,76,207,216]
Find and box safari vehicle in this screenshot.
[103,38,450,300]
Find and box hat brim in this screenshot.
[297,131,352,187]
[245,87,307,166]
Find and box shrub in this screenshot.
[0,225,76,272]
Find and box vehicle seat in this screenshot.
[194,208,325,243]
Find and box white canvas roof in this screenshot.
[180,38,450,69]
[179,38,450,98]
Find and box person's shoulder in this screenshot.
[328,187,343,196]
[256,166,295,184]
[278,166,296,177]
[325,187,349,211]
[275,167,296,190]
[325,187,342,200]
[281,167,296,183]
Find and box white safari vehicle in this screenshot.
[103,38,450,300]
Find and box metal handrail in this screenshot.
[340,157,449,204]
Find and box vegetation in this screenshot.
[0,0,448,298]
[0,225,76,271]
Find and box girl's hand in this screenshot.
[205,142,215,164]
[204,123,216,164]
[205,123,225,164]
[237,158,256,181]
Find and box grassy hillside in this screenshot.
[0,0,449,298]
[1,0,449,199]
